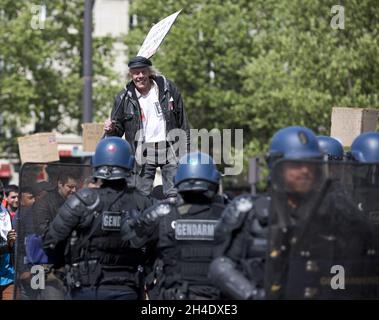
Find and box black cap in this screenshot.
[128,56,152,69]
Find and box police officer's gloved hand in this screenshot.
[120,210,140,241]
[121,207,158,239]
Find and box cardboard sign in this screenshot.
[331,107,379,146]
[137,9,182,59]
[82,123,104,152]
[18,132,59,163]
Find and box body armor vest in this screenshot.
[158,198,225,298]
[68,188,149,288]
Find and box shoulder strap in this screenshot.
[158,75,171,115]
[162,75,169,92]
[111,88,129,120]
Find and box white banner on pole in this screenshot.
[137,9,182,59]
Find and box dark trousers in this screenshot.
[68,285,138,300]
[135,143,178,198]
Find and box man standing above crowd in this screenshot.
[103,56,190,200]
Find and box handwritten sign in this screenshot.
[82,123,105,152]
[137,9,182,59]
[18,132,59,163]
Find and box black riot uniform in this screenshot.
[122,152,227,300]
[265,161,376,300]
[209,194,270,299]
[43,137,154,300]
[44,185,152,299]
[209,126,327,300]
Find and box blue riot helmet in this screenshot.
[92,137,135,180]
[350,132,379,163]
[317,136,344,161]
[267,126,323,166]
[174,152,220,196]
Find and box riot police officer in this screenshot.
[317,136,344,161]
[350,132,379,163]
[316,135,347,183]
[121,152,228,300]
[209,126,324,299]
[328,132,379,299]
[348,132,379,201]
[349,132,379,244]
[43,137,154,300]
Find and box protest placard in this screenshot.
[331,107,379,146]
[82,123,104,152]
[137,9,182,58]
[18,132,59,163]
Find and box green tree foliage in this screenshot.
[1,0,378,185]
[0,0,118,155]
[241,0,379,155]
[126,0,379,184]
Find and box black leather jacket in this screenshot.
[106,75,190,154]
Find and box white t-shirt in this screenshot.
[0,205,11,241]
[137,80,166,143]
